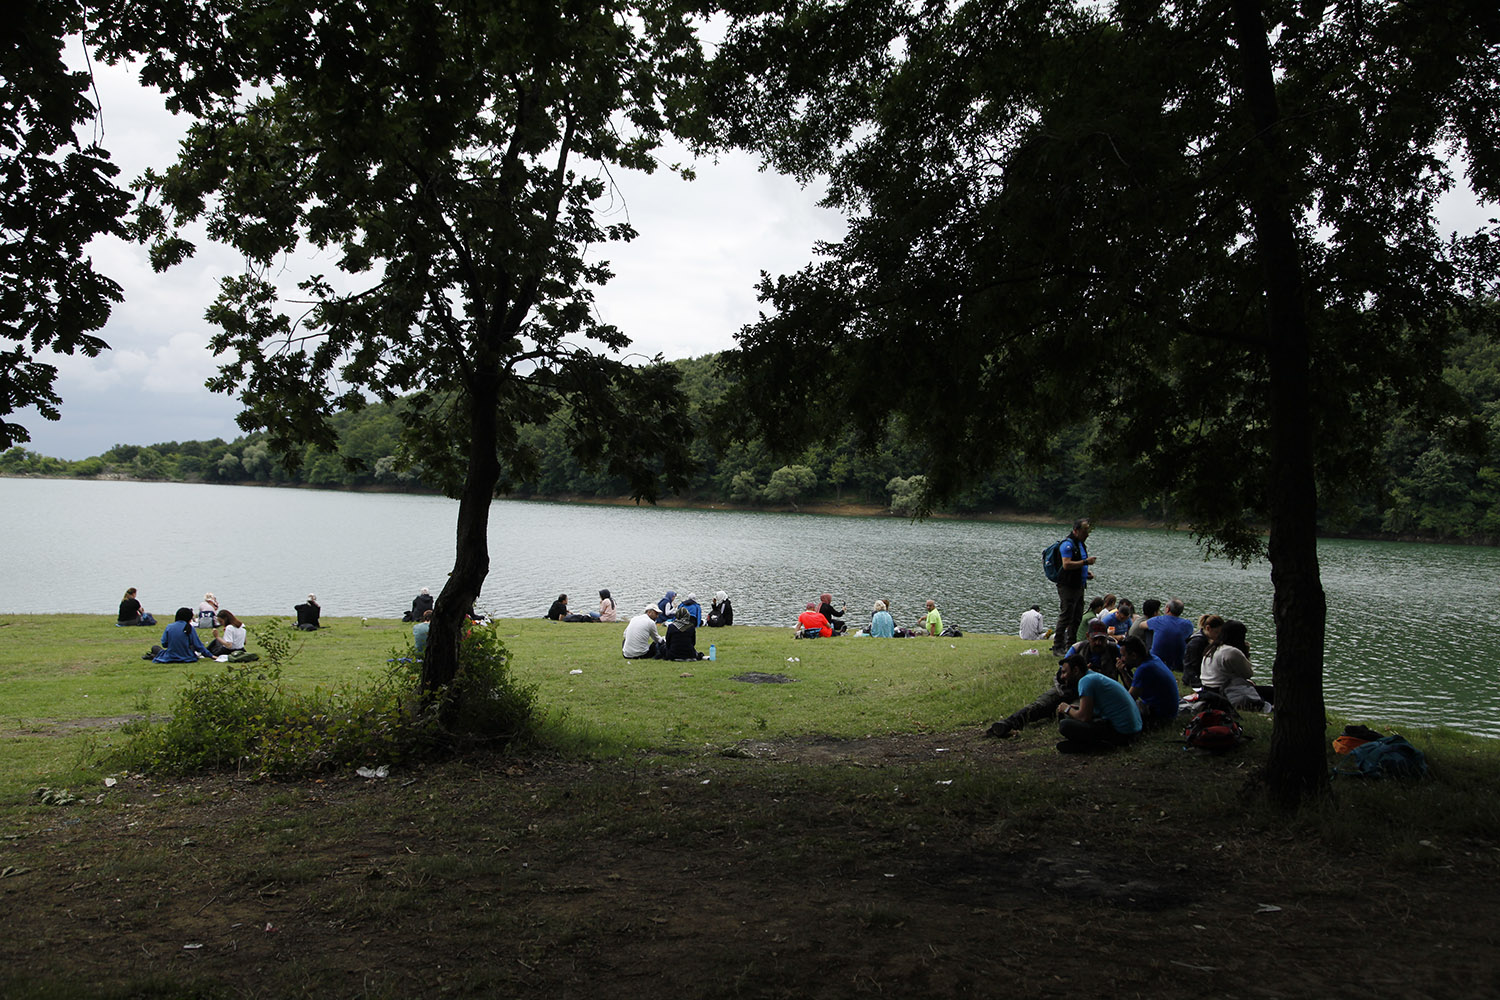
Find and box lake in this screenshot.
[3,477,1496,737]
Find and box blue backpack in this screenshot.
[1042,538,1067,581]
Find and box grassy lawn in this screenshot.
[0,614,1071,789]
[2,614,1498,999]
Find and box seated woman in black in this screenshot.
[407,588,434,622]
[117,587,157,627]
[295,594,322,630]
[708,590,733,627]
[663,606,704,660]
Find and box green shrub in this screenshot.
[439,623,538,745]
[111,622,536,777]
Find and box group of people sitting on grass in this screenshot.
[796,595,948,638]
[118,587,255,664]
[544,589,620,623]
[987,596,1275,752]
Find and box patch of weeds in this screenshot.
[108,622,537,778]
[437,624,538,745]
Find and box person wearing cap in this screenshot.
[622,605,667,659]
[1054,651,1143,751]
[197,592,220,631]
[294,593,322,630]
[1066,619,1124,683]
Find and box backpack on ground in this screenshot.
[940,625,963,638]
[1336,734,1428,779]
[1182,707,1245,752]
[1042,538,1067,582]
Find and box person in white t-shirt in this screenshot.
[207,609,246,657]
[1020,605,1048,640]
[622,606,665,659]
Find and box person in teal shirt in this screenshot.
[868,600,894,638]
[413,609,432,655]
[1054,652,1142,751]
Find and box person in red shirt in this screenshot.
[797,602,832,637]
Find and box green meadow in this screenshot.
[3,614,1499,999]
[1,614,1074,787]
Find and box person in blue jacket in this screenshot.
[1050,518,1096,655]
[150,608,210,663]
[678,593,704,626]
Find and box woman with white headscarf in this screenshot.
[707,591,734,627]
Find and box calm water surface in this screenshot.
[3,478,1495,736]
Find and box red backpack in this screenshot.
[1183,708,1245,751]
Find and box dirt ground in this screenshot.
[2,731,1497,999]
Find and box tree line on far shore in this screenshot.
[6,318,1499,543]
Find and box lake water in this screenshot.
[3,477,1496,737]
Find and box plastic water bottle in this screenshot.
[708,643,716,661]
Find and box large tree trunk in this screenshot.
[422,366,502,704]
[1231,0,1329,807]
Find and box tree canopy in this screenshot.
[1,0,131,449]
[702,0,1500,804]
[96,0,709,696]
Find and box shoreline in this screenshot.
[4,472,1493,544]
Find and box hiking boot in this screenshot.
[984,721,1014,739]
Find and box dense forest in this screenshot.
[6,324,1499,542]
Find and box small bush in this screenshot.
[111,622,536,777]
[439,623,538,744]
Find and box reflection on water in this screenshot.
[3,478,1497,736]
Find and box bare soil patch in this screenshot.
[1,732,1496,998]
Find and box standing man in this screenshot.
[1050,518,1096,656]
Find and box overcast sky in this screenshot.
[17,44,1496,461]
[20,52,846,460]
